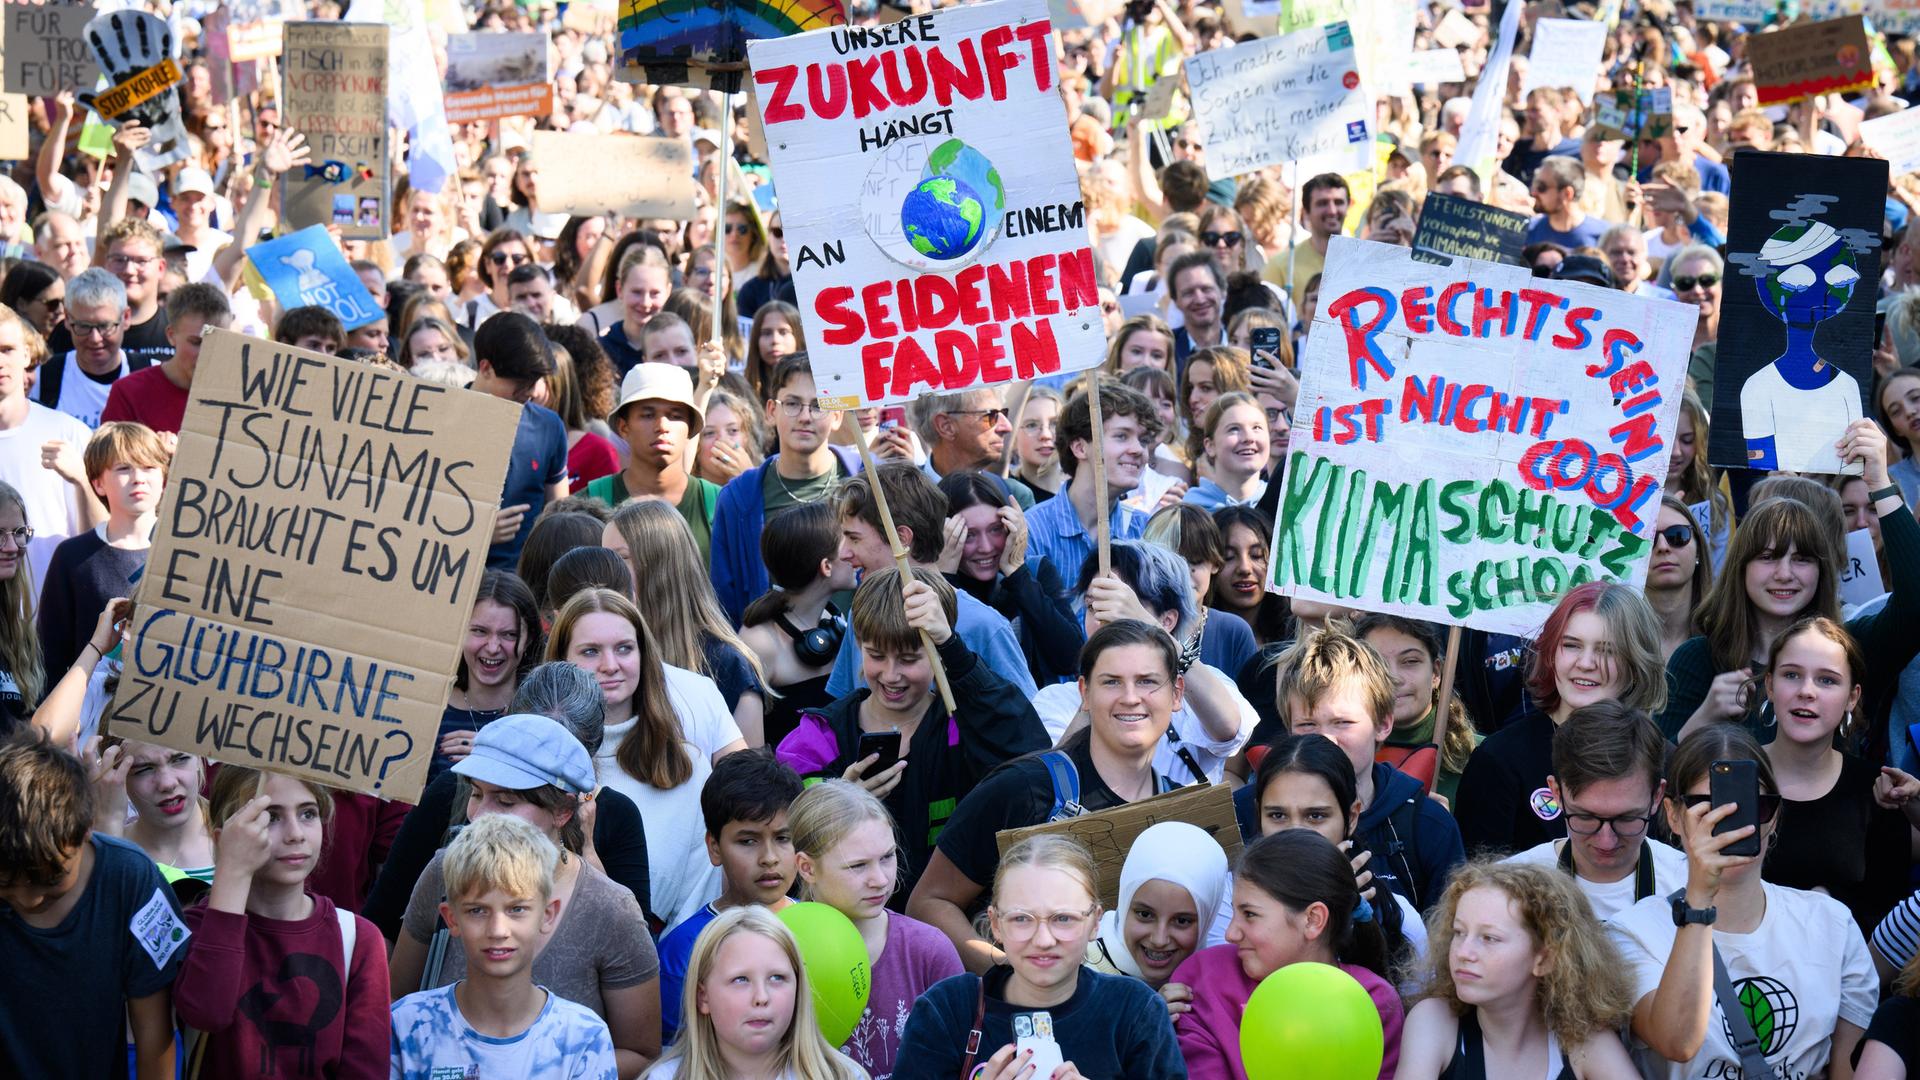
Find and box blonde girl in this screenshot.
[0,480,42,729]
[646,906,868,1080]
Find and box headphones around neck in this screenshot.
[776,608,844,667]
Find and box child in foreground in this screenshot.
[390,813,619,1080]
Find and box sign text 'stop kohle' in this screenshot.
[108,331,519,802]
[746,0,1106,409]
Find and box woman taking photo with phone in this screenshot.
[1612,725,1878,1080]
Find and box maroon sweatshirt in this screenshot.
[175,894,391,1079]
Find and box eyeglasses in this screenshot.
[69,320,118,339]
[950,407,1010,425]
[995,904,1098,941]
[0,526,33,548]
[1672,273,1719,292]
[1680,793,1782,824]
[777,397,825,417]
[106,253,159,271]
[489,250,532,267]
[1563,807,1655,837]
[1656,524,1695,548]
[1265,406,1293,425]
[1202,230,1243,248]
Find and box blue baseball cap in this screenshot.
[452,714,595,794]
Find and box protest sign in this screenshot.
[3,3,101,96]
[90,59,183,121]
[618,0,844,91]
[1408,48,1467,86]
[526,131,698,219]
[746,0,1105,408]
[1838,528,1883,609]
[1045,0,1123,28]
[0,54,24,161]
[82,9,191,171]
[1271,237,1693,636]
[282,22,390,239]
[1138,61,1183,121]
[226,0,293,61]
[1746,16,1873,106]
[996,783,1241,909]
[1185,21,1373,182]
[1587,86,1672,141]
[1412,193,1529,267]
[1433,7,1479,48]
[1354,0,1417,101]
[1709,152,1884,475]
[1522,18,1608,104]
[1695,0,1775,21]
[247,226,385,330]
[105,330,520,802]
[1860,106,1920,177]
[444,32,551,124]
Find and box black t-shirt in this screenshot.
[1854,996,1920,1073]
[47,307,172,368]
[936,739,1155,889]
[700,635,762,713]
[1765,753,1912,934]
[1453,709,1564,857]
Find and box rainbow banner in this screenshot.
[617,0,843,90]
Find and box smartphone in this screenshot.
[1876,310,1889,348]
[879,405,907,430]
[1250,326,1281,370]
[1709,759,1761,857]
[856,730,902,775]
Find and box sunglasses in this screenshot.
[769,226,784,239]
[1656,524,1694,547]
[1672,273,1719,291]
[723,222,754,235]
[488,250,532,266]
[1202,230,1243,247]
[1681,793,1782,824]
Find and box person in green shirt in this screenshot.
[586,362,719,563]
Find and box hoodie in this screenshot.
[709,447,861,625]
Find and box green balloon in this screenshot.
[776,902,871,1047]
[1239,962,1384,1080]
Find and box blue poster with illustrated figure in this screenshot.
[246,225,383,331]
[1709,151,1887,475]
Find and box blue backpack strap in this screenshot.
[1039,751,1083,822]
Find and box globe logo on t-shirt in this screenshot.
[1722,975,1798,1058]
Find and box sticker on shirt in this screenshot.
[1528,787,1562,821]
[129,886,189,968]
[1720,975,1798,1057]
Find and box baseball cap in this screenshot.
[611,361,705,433]
[173,167,215,199]
[126,172,159,209]
[1553,254,1615,290]
[451,713,595,794]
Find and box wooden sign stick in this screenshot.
[1433,624,1463,755]
[1088,380,1111,577]
[846,416,958,714]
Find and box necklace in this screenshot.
[453,686,508,719]
[772,460,831,504]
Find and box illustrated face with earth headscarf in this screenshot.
[1729,193,1879,472]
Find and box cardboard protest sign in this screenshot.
[1185,21,1373,181]
[1859,106,1920,177]
[3,3,101,96]
[247,226,385,330]
[996,783,1241,909]
[1408,48,1467,86]
[1838,528,1883,609]
[1522,18,1608,105]
[618,0,844,92]
[106,330,519,801]
[82,9,191,170]
[1746,16,1873,106]
[281,22,390,239]
[1138,61,1183,121]
[0,54,25,161]
[1587,86,1672,141]
[526,131,698,219]
[1412,193,1529,267]
[746,0,1105,408]
[444,32,551,124]
[1272,237,1693,636]
[1709,152,1884,475]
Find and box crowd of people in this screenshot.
[4,0,1920,1077]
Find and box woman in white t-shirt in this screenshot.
[1611,725,1878,1080]
[549,588,746,930]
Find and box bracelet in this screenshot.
[80,642,100,663]
[1870,483,1902,502]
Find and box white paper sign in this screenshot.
[1523,18,1609,105]
[1839,527,1884,608]
[1695,0,1775,21]
[745,0,1104,408]
[1409,48,1468,86]
[1270,238,1697,636]
[1352,0,1416,100]
[1185,21,1373,181]
[1861,107,1920,177]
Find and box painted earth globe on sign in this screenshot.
[901,176,988,262]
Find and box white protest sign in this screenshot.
[1523,18,1608,104]
[1861,107,1920,177]
[1408,48,1467,86]
[1838,527,1884,608]
[746,0,1104,408]
[1185,21,1373,181]
[1270,238,1696,636]
[1695,0,1775,21]
[1353,0,1416,100]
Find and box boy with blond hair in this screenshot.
[389,814,617,1079]
[36,420,166,681]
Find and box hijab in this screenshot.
[1090,821,1230,979]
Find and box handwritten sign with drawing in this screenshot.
[1184,21,1373,180]
[996,782,1241,909]
[106,330,520,802]
[281,21,389,239]
[1413,193,1529,267]
[247,225,385,330]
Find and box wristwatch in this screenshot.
[1670,893,1717,928]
